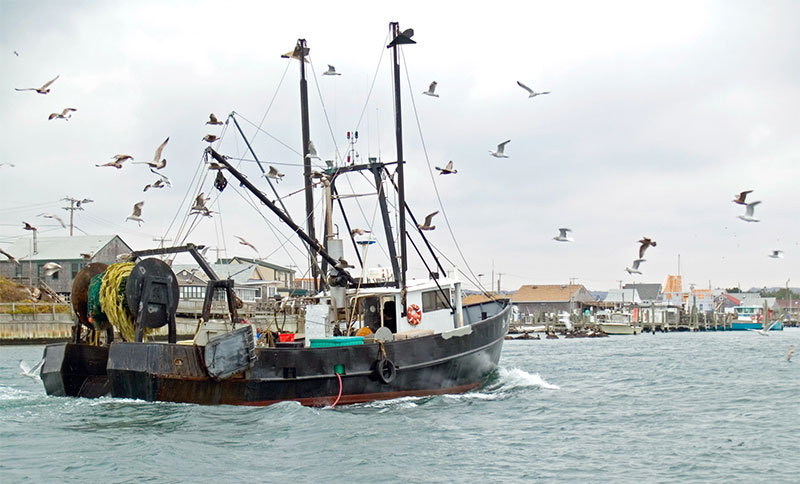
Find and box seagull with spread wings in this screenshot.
[96,154,133,169]
[490,140,511,158]
[553,228,573,242]
[322,65,342,76]
[207,113,223,125]
[264,166,284,182]
[126,201,145,226]
[235,235,258,253]
[0,247,18,264]
[516,81,550,98]
[638,237,657,258]
[418,211,438,231]
[732,190,753,205]
[625,258,646,275]
[43,262,61,277]
[133,137,169,170]
[48,107,77,121]
[422,81,439,97]
[38,213,66,228]
[15,75,59,94]
[737,201,761,222]
[435,160,457,175]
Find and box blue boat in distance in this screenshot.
[731,305,783,331]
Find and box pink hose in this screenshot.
[331,373,343,408]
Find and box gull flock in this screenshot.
[4,43,787,285]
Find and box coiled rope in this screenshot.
[98,262,154,342]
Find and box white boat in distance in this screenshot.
[597,311,642,335]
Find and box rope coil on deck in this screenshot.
[91,262,155,342]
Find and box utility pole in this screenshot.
[497,273,504,293]
[62,196,93,236]
[569,277,576,315]
[153,236,172,260]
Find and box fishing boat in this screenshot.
[731,305,783,331]
[41,23,511,406]
[596,311,642,335]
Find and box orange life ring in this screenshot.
[407,304,422,326]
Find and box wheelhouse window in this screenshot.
[422,289,451,312]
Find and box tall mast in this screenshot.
[293,38,322,292]
[388,23,415,305]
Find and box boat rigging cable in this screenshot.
[400,50,495,298]
[225,179,316,270]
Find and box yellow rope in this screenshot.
[99,262,153,342]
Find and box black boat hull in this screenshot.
[41,343,111,398]
[106,302,510,406]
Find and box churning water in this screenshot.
[2,330,799,483]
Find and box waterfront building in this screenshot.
[511,284,597,315]
[0,235,132,296]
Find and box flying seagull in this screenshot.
[418,211,438,231]
[235,235,258,253]
[516,81,550,98]
[768,250,784,259]
[38,213,66,228]
[422,81,439,97]
[19,359,44,380]
[0,162,15,167]
[190,193,211,216]
[748,319,780,336]
[625,258,646,275]
[43,262,61,277]
[733,190,753,205]
[15,75,59,94]
[490,140,511,158]
[322,65,341,76]
[126,201,145,226]
[97,154,133,169]
[350,228,371,236]
[147,137,169,169]
[48,107,77,121]
[22,221,37,231]
[202,134,219,143]
[435,160,457,175]
[0,247,18,264]
[638,237,657,258]
[75,198,93,209]
[553,228,573,242]
[738,201,761,222]
[306,140,321,160]
[335,257,354,270]
[206,113,223,125]
[149,168,172,186]
[264,165,284,182]
[143,178,167,192]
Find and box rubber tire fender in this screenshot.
[374,357,396,384]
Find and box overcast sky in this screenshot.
[1,0,798,292]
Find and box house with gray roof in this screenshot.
[623,283,661,303]
[0,235,133,295]
[173,260,291,303]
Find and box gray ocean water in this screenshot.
[2,330,799,483]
